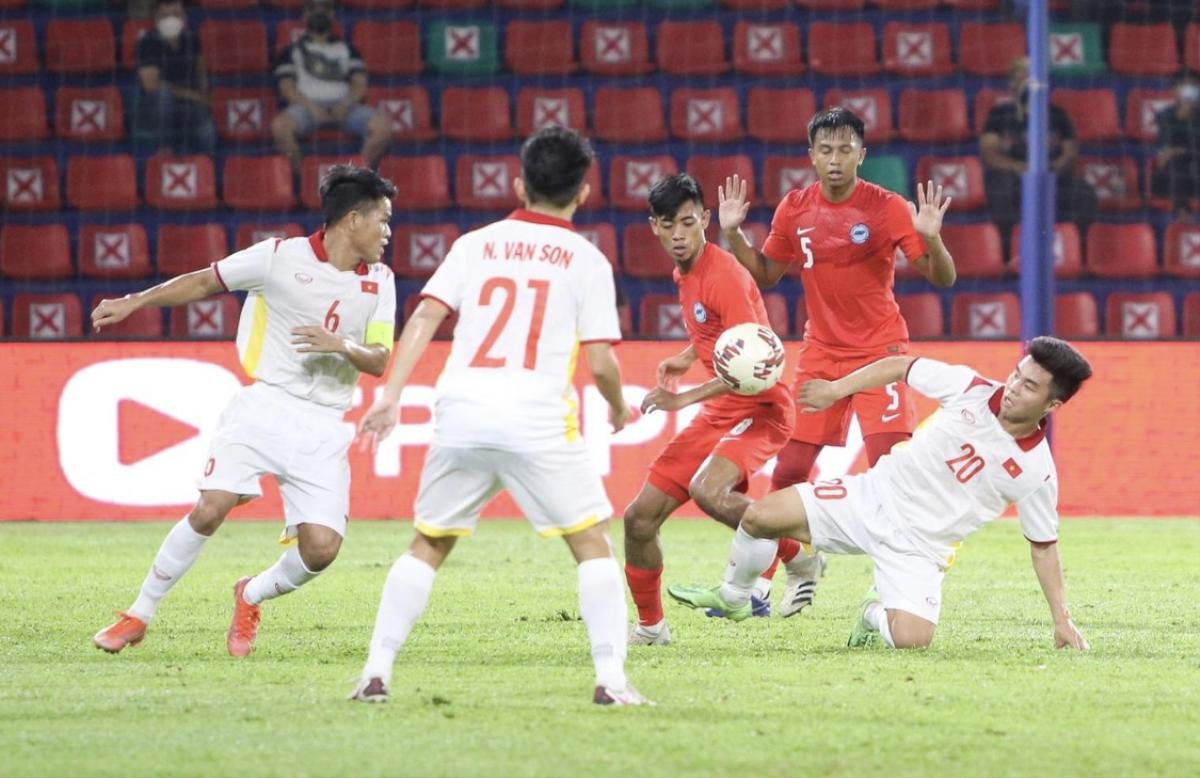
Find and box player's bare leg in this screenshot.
[622,484,682,645]
[760,440,826,617]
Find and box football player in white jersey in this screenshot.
[351,127,648,706]
[91,166,397,658]
[669,336,1093,651]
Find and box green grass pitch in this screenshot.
[2,518,1198,777]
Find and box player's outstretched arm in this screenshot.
[1029,540,1089,651]
[718,175,788,288]
[642,378,727,414]
[908,180,957,288]
[91,267,223,332]
[799,355,915,411]
[584,342,632,433]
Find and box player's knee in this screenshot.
[687,480,725,521]
[299,536,341,572]
[188,502,228,535]
[740,502,769,538]
[621,503,658,542]
[889,616,936,649]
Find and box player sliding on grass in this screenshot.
[670,337,1092,650]
[351,127,648,706]
[92,165,397,658]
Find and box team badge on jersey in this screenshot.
[849,223,870,244]
[1003,457,1023,479]
[693,301,708,323]
[361,280,378,294]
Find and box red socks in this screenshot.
[624,563,663,626]
[760,537,803,580]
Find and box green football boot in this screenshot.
[667,585,752,622]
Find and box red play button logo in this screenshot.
[118,399,200,466]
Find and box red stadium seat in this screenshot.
[1,225,71,280]
[1077,157,1141,211]
[505,21,575,75]
[761,292,790,336]
[1183,293,1200,336]
[353,21,422,75]
[1125,89,1174,143]
[687,155,755,211]
[795,0,865,10]
[733,21,803,76]
[945,0,1000,8]
[973,89,1011,135]
[1187,24,1200,72]
[1164,223,1200,278]
[959,22,1025,77]
[403,293,456,340]
[145,153,218,211]
[516,88,586,137]
[170,294,241,338]
[1110,23,1178,76]
[939,223,1005,278]
[200,20,268,76]
[809,23,879,77]
[90,293,162,338]
[0,87,48,142]
[121,19,153,70]
[1051,89,1120,142]
[0,21,37,75]
[0,157,60,211]
[157,224,229,276]
[362,86,432,141]
[79,224,152,280]
[883,22,953,77]
[897,293,944,338]
[68,155,138,211]
[1011,223,1084,278]
[1054,292,1099,337]
[46,19,115,74]
[763,156,817,206]
[441,87,511,142]
[274,20,345,56]
[498,0,563,7]
[55,87,125,143]
[824,89,893,142]
[1085,223,1157,278]
[670,88,741,142]
[638,293,688,338]
[714,222,768,260]
[915,156,985,211]
[379,156,451,211]
[455,155,520,210]
[418,0,487,7]
[199,0,258,8]
[594,87,666,143]
[723,0,789,7]
[235,222,304,250]
[609,155,678,211]
[657,21,728,75]
[623,225,674,279]
[580,21,652,76]
[12,293,83,339]
[577,223,619,268]
[340,0,414,6]
[1105,293,1176,339]
[299,156,367,211]
[748,87,814,144]
[392,224,460,278]
[211,88,276,142]
[222,156,295,211]
[898,89,969,143]
[951,292,1020,338]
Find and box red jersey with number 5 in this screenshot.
[761,180,926,358]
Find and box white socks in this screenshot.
[720,526,779,607]
[243,546,319,605]
[577,557,628,690]
[362,554,436,684]
[864,601,896,648]
[129,516,209,622]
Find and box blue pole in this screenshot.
[1019,0,1055,340]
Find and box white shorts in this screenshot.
[414,443,613,539]
[199,382,353,538]
[798,474,946,624]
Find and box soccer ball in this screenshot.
[712,322,786,396]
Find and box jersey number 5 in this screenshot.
[470,277,550,370]
[799,234,814,269]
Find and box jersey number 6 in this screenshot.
[470,277,551,371]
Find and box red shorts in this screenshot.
[647,397,794,504]
[790,342,916,446]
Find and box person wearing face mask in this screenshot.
[271,0,392,175]
[134,0,216,155]
[980,57,1097,259]
[1151,72,1200,219]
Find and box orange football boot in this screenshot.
[93,611,147,653]
[226,576,261,658]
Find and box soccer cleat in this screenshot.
[667,584,752,622]
[92,611,148,653]
[593,684,654,706]
[348,677,389,703]
[705,593,771,619]
[226,576,261,658]
[780,551,828,618]
[628,621,671,646]
[847,587,882,648]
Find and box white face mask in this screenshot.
[156,15,184,40]
[1179,84,1200,103]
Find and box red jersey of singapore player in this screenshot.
[718,107,957,617]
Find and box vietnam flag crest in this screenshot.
[1003,457,1023,478]
[361,280,378,294]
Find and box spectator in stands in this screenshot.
[1151,71,1200,219]
[271,0,392,175]
[980,57,1097,257]
[134,0,216,155]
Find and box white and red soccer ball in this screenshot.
[712,322,785,396]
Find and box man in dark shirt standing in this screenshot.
[134,0,216,155]
[1151,71,1200,218]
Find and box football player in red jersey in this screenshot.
[718,107,957,617]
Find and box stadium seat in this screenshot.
[362,86,433,142]
[623,225,674,279]
[1105,293,1176,339]
[1109,23,1178,76]
[1187,24,1200,72]
[299,156,366,211]
[883,22,953,77]
[378,156,451,211]
[874,0,938,7]
[0,20,38,75]
[211,88,276,142]
[90,293,162,338]
[0,157,60,211]
[170,294,241,338]
[747,87,814,143]
[505,21,575,75]
[275,20,346,56]
[11,293,83,339]
[516,88,587,137]
[0,224,71,280]
[795,0,865,10]
[809,23,879,77]
[897,293,944,338]
[637,293,688,337]
[235,222,303,250]
[859,155,909,197]
[939,224,1005,278]
[716,221,768,260]
[157,224,229,276]
[392,224,460,278]
[145,153,218,211]
[121,19,153,70]
[1048,23,1104,76]
[55,87,124,143]
[594,87,666,143]
[79,224,152,279]
[499,0,564,7]
[1054,292,1098,337]
[687,155,754,211]
[46,19,115,74]
[951,292,1020,338]
[609,155,678,211]
[973,89,1011,134]
[1125,89,1174,143]
[455,155,521,210]
[580,21,652,76]
[1183,293,1200,336]
[1164,223,1200,279]
[761,292,790,336]
[577,223,619,268]
[199,0,258,8]
[897,89,969,143]
[352,21,421,75]
[958,22,1025,77]
[1050,89,1120,142]
[1077,157,1141,211]
[200,21,268,75]
[419,0,487,7]
[944,0,1001,8]
[915,156,985,211]
[1085,223,1157,278]
[403,293,456,340]
[763,156,817,206]
[426,21,499,76]
[0,87,48,142]
[733,21,803,76]
[222,156,295,211]
[441,87,511,142]
[670,88,741,142]
[824,88,893,142]
[68,155,137,211]
[722,0,789,7]
[1011,223,1084,278]
[656,21,728,75]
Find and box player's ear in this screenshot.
[700,208,711,230]
[513,177,528,206]
[574,182,591,209]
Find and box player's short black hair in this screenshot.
[647,173,705,219]
[519,126,594,208]
[808,107,867,146]
[1027,336,1092,402]
[318,165,397,227]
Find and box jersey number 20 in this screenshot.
[470,277,550,370]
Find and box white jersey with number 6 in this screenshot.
[420,210,621,452]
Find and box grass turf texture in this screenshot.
[1,518,1198,778]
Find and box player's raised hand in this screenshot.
[717,174,751,232]
[641,386,684,414]
[798,379,839,412]
[1054,618,1090,651]
[91,296,138,332]
[291,324,345,354]
[357,398,400,453]
[908,180,953,240]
